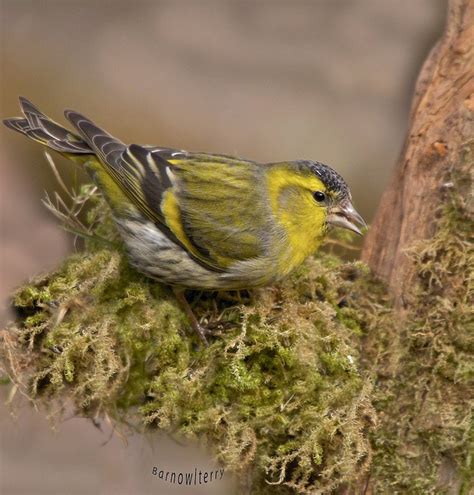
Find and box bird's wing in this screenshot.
[162,151,269,267]
[65,111,223,271]
[65,112,267,270]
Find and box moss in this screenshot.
[1,191,380,494]
[363,171,474,494]
[1,173,472,493]
[3,249,379,493]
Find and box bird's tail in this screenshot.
[3,97,93,156]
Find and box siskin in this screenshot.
[4,97,366,344]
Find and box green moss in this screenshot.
[363,172,474,494]
[9,250,377,493]
[1,174,472,494]
[0,191,379,494]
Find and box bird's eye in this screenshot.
[313,191,326,203]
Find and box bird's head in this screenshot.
[267,160,366,252]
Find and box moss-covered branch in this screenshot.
[2,168,471,493]
[2,192,381,493]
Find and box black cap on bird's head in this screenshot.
[309,161,350,198]
[304,160,367,236]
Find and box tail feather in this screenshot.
[64,109,125,163]
[3,116,31,134]
[18,96,46,129]
[3,97,135,214]
[3,97,92,155]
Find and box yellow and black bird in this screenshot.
[4,97,366,343]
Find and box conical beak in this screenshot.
[327,201,367,236]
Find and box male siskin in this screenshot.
[4,98,366,343]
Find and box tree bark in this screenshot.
[361,0,473,304]
[358,1,473,493]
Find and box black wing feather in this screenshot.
[64,110,224,271]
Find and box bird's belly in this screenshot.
[115,215,273,290]
[114,216,223,288]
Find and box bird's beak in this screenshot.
[327,200,367,236]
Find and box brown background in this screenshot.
[1,1,445,494]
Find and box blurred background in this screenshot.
[1,1,445,494]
